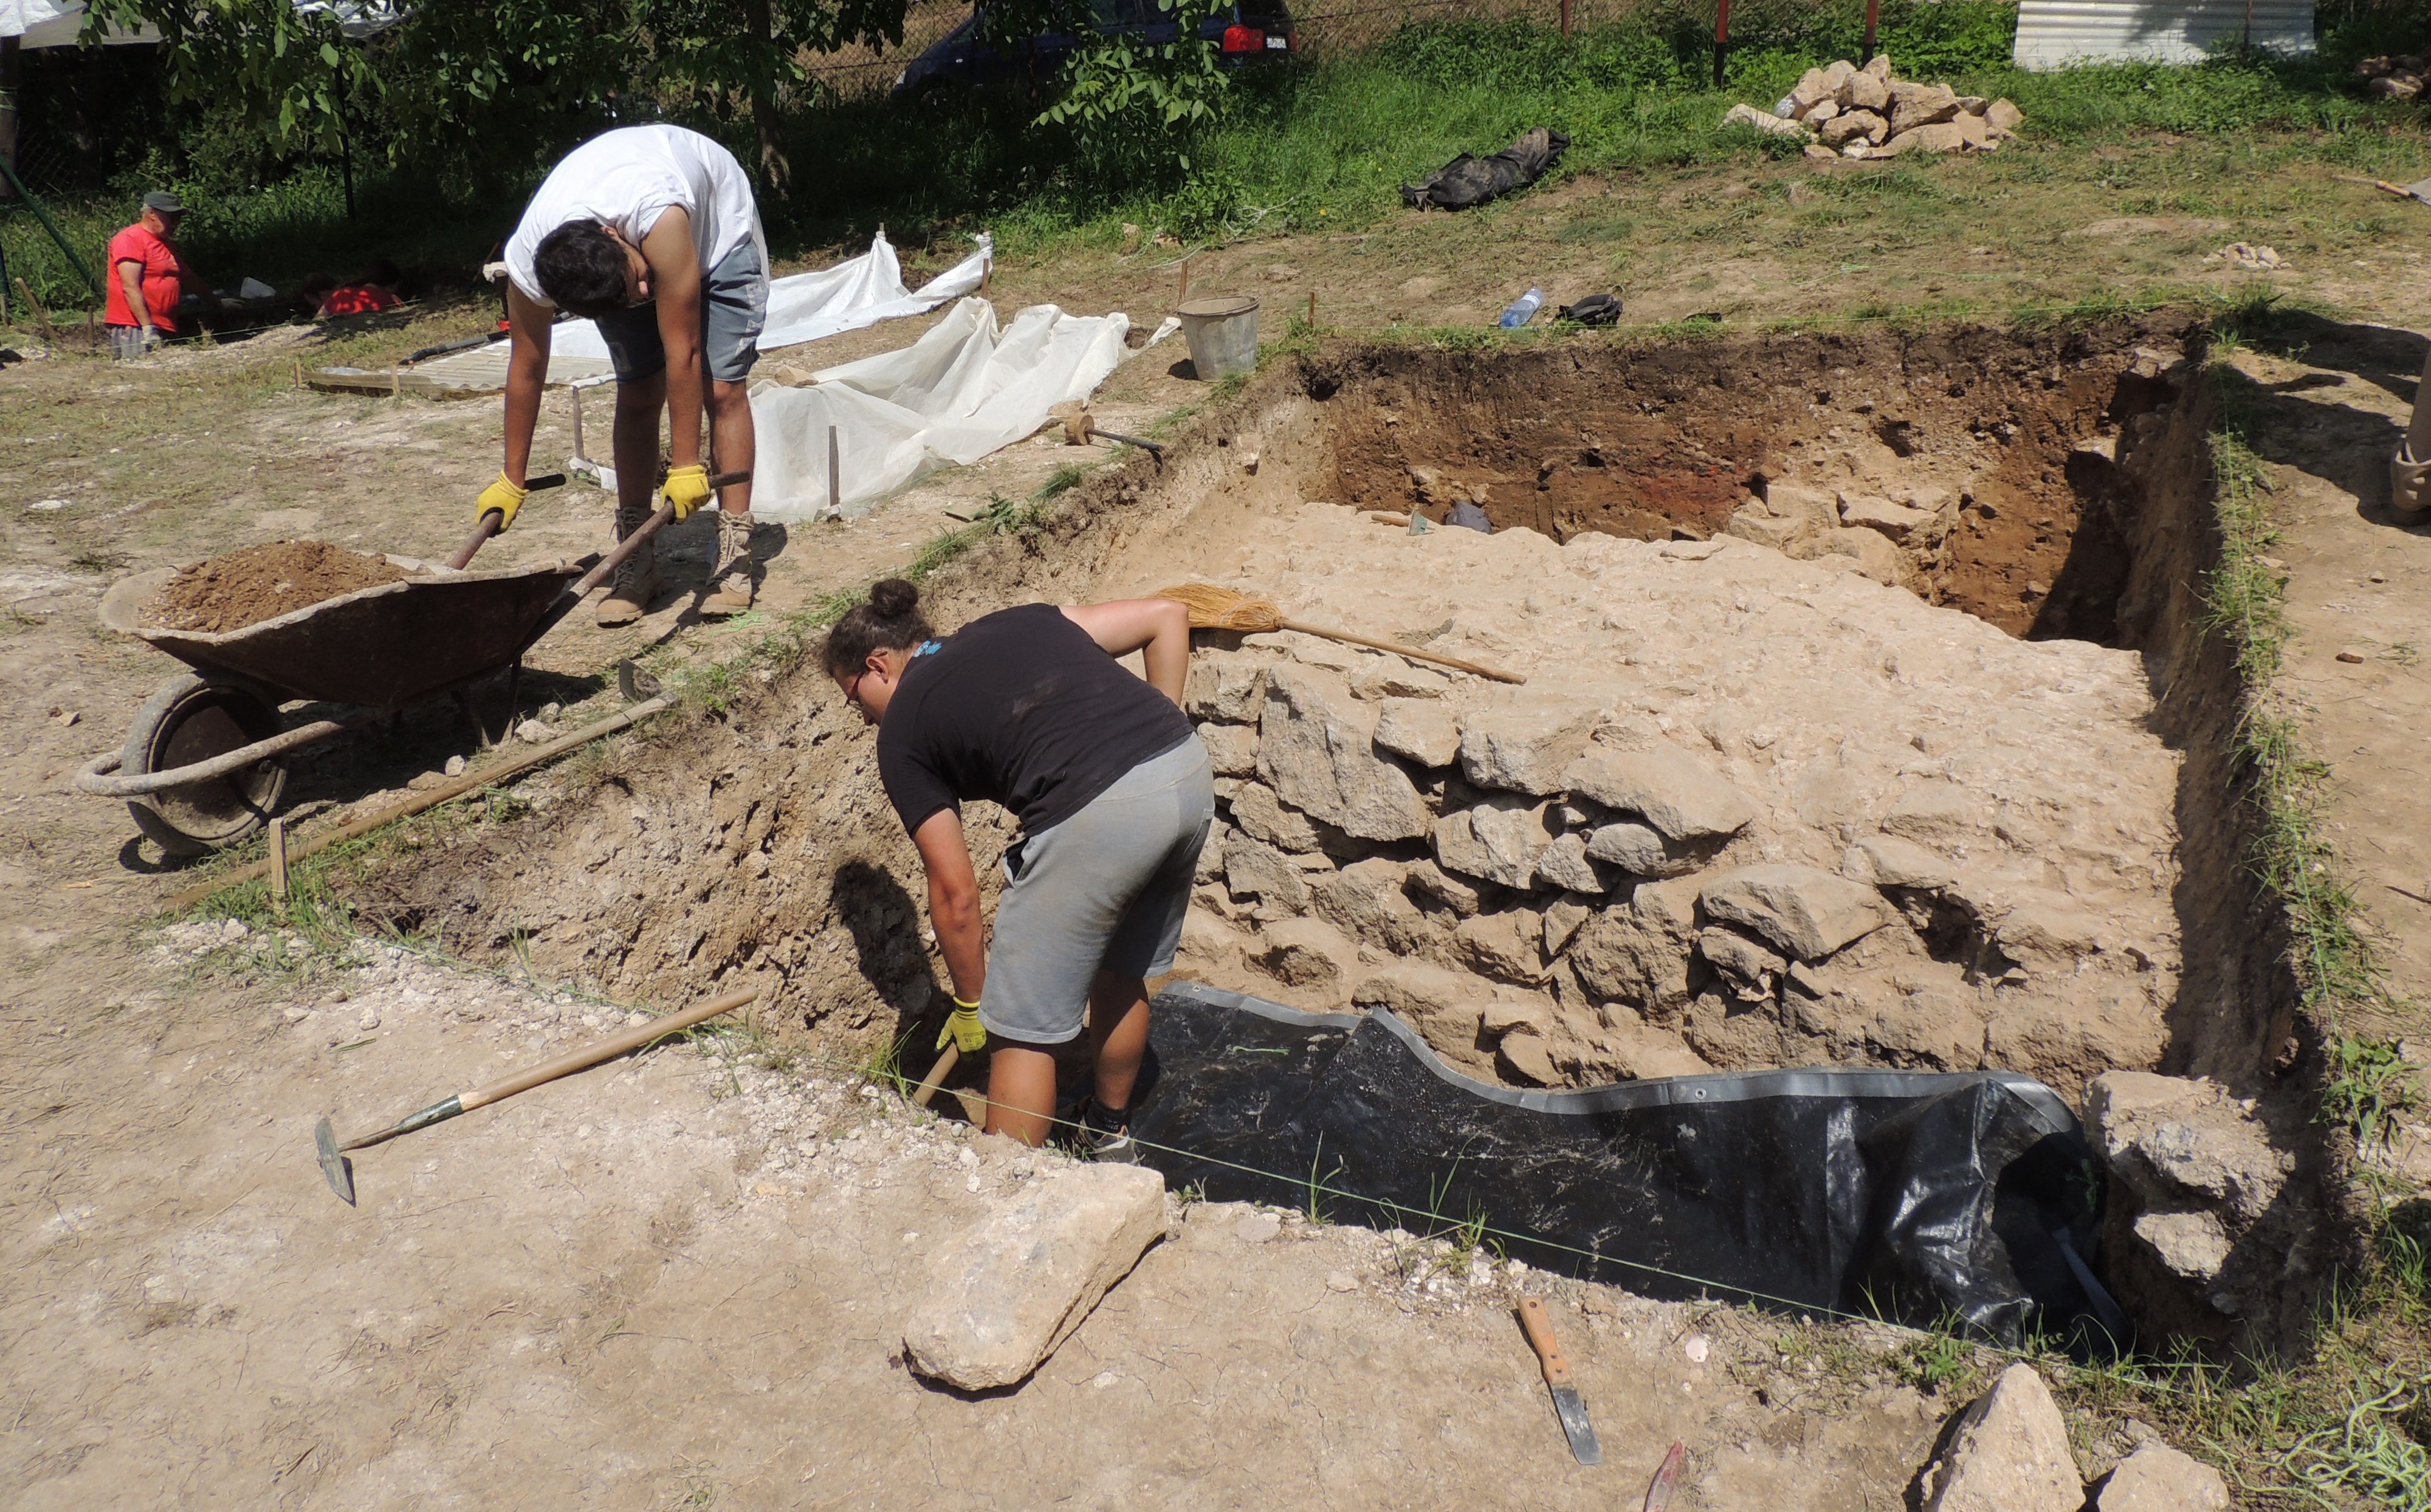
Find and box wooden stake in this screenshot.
[269,817,289,909]
[827,424,841,517]
[292,357,303,390]
[1306,289,1316,326]
[390,363,402,400]
[570,383,585,460]
[1179,256,1190,300]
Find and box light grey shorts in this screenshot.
[594,240,766,385]
[983,737,1215,1046]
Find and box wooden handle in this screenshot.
[1518,1297,1575,1387]
[456,987,756,1112]
[1277,617,1527,685]
[912,1042,960,1108]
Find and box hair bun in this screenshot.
[868,578,920,619]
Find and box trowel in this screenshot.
[2372,176,2431,207]
[315,986,754,1204]
[1519,1296,1603,1465]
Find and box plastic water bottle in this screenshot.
[1498,288,1545,329]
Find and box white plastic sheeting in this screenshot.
[546,230,993,368]
[1,0,157,46]
[749,298,1131,520]
[2013,0,2314,69]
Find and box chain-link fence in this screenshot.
[802,0,1857,101]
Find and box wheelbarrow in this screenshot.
[74,472,743,856]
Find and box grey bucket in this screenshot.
[1177,295,1259,380]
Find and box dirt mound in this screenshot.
[143,541,412,634]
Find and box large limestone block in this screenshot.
[1251,917,1362,1005]
[1454,909,1547,985]
[903,1163,1169,1390]
[1822,107,1888,146]
[1882,782,1984,841]
[1919,1364,2082,1512]
[1878,122,1967,157]
[1700,864,1892,961]
[1229,780,1322,853]
[2097,1442,2228,1512]
[1887,81,1961,133]
[1822,525,1908,583]
[1185,651,1267,724]
[1225,834,1309,912]
[1352,961,1493,1051]
[1563,743,1757,844]
[2084,1073,2286,1226]
[1374,697,1461,767]
[1839,492,1936,541]
[1850,835,1955,889]
[1843,67,1889,113]
[1459,696,1601,796]
[1567,877,1701,1012]
[1406,857,1485,916]
[1312,857,1444,958]
[1985,97,2024,134]
[1258,664,1430,840]
[1534,832,1616,894]
[1583,819,1708,878]
[1196,721,1259,778]
[1434,795,1553,888]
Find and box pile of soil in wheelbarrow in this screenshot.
[143,541,416,634]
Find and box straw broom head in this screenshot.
[1156,582,1283,633]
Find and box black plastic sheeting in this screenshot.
[1400,127,1571,210]
[1130,983,2127,1350]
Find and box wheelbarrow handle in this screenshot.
[444,472,570,571]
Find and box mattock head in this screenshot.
[315,1116,357,1205]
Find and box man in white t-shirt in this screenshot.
[481,125,769,624]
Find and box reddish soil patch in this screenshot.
[143,540,411,634]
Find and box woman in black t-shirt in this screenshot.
[826,579,1214,1156]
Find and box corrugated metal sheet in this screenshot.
[2013,0,2314,69]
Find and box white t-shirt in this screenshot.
[504,125,766,309]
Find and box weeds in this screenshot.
[2325,1036,2419,1152]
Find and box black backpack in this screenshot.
[1558,292,1623,326]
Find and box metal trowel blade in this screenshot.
[315,1116,356,1205]
[617,658,663,703]
[1549,1383,1602,1465]
[2409,177,2431,207]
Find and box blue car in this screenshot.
[891,0,1297,98]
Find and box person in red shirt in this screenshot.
[103,191,218,360]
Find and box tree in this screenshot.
[85,0,912,196]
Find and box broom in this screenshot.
[1156,583,1525,684]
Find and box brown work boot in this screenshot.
[596,497,662,627]
[701,509,758,618]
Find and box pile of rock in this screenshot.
[1170,514,2181,1099]
[1919,1364,2228,1512]
[1723,54,2023,160]
[2359,53,2429,101]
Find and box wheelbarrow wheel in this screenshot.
[122,673,289,857]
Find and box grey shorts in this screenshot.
[106,325,151,362]
[983,737,1216,1046]
[594,241,766,385]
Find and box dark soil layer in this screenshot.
[144,540,411,634]
[1318,322,2200,645]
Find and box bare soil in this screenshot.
[1,157,2427,1504]
[143,540,413,634]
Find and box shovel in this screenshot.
[315,986,756,1204]
[1156,582,1527,684]
[445,467,751,571]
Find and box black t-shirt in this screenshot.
[875,603,1194,837]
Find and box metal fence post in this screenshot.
[1862,0,1882,63]
[1713,0,1732,88]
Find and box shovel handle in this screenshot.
[445,472,568,571]
[1518,1296,1575,1387]
[912,1042,960,1108]
[1277,617,1527,685]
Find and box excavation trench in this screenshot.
[351,318,2328,1353]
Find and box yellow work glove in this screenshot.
[937,996,986,1055]
[477,472,529,531]
[660,462,713,522]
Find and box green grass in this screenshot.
[13,3,2427,319]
